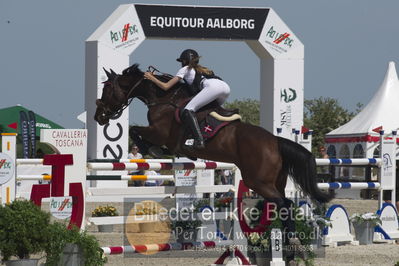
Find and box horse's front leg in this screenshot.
[129,126,169,157]
[130,125,166,145]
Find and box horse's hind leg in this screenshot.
[240,166,286,215]
[241,167,297,260]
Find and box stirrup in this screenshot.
[182,110,205,149]
[194,139,205,149]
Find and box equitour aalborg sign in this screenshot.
[134,5,269,39]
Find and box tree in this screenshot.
[223,98,260,126]
[304,97,360,155]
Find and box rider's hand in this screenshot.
[144,72,154,81]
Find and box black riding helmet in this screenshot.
[176,49,199,66]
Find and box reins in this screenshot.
[101,65,184,119]
[145,66,182,108]
[101,76,143,120]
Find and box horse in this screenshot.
[94,64,332,235]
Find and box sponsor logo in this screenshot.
[280,105,292,127]
[0,159,12,170]
[274,33,290,44]
[281,88,297,103]
[264,26,294,53]
[50,196,73,219]
[103,112,123,159]
[36,122,52,129]
[383,153,393,172]
[381,216,396,222]
[0,153,14,185]
[110,23,139,48]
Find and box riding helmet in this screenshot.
[176,49,199,65]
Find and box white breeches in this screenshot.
[184,79,230,112]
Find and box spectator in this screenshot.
[144,170,162,187]
[319,146,329,159]
[128,144,143,160]
[128,144,144,186]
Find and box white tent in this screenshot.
[325,61,399,159]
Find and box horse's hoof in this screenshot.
[148,146,164,158]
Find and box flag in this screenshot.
[301,126,310,134]
[19,111,29,158]
[372,126,383,133]
[28,111,37,158]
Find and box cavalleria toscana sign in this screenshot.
[0,153,14,185]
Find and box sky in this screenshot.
[1,0,399,129]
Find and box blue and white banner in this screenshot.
[28,111,36,158]
[19,111,29,159]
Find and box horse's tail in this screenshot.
[277,136,333,203]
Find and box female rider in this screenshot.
[143,49,231,149]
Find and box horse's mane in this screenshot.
[122,63,144,77]
[122,64,171,82]
[122,64,187,98]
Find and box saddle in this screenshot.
[175,100,241,141]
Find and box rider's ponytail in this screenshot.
[187,57,215,76]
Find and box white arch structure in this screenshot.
[85,4,304,159]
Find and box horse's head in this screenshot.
[94,64,144,125]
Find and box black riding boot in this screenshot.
[182,110,205,149]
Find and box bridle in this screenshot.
[99,65,184,120]
[100,74,144,120]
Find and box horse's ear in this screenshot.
[103,68,112,79]
[110,69,117,77]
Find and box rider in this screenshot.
[143,49,231,149]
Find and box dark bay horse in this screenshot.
[94,64,331,226]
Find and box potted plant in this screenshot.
[350,212,381,245]
[215,196,233,211]
[91,205,119,232]
[305,214,331,249]
[215,196,233,237]
[300,203,331,250]
[0,199,50,266]
[247,231,271,266]
[45,222,107,266]
[248,201,316,266]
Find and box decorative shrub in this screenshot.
[0,199,50,261]
[91,205,119,217]
[45,223,107,266]
[350,212,381,226]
